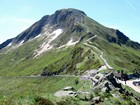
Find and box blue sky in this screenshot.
[0,0,140,43]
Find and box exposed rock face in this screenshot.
[115,29,129,45]
[0,8,140,50]
[49,8,86,27]
[116,29,140,49]
[91,96,100,104]
[105,29,140,49]
[9,8,86,45]
[0,38,13,50]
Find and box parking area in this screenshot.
[118,79,140,93]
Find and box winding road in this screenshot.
[84,35,140,94]
[84,35,113,70]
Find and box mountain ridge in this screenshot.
[0,8,140,76]
[0,8,140,50]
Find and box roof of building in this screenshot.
[114,73,121,78]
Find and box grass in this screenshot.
[1,76,139,105]
[83,16,140,73]
[93,86,140,105]
[0,76,92,104]
[123,84,140,98]
[0,16,140,75]
[88,36,140,73]
[0,40,103,76]
[0,9,140,105]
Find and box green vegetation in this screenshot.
[88,36,140,73]
[84,16,140,72]
[0,8,140,105]
[35,97,54,105]
[0,40,102,76]
[0,12,140,75]
[93,88,140,105]
[0,76,92,105]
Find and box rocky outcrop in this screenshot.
[115,30,129,45]
[91,96,100,104]
[0,38,13,50]
[106,29,140,49]
[12,9,86,44]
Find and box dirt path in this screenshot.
[84,35,113,69]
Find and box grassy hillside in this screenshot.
[0,10,140,75]
[88,36,140,73]
[1,76,140,105]
[0,33,139,76]
[0,76,92,105]
[0,37,103,76]
[83,16,140,73]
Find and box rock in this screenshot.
[63,86,75,91]
[112,94,119,98]
[91,96,100,104]
[101,87,108,92]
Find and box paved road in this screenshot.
[118,79,140,94]
[0,74,79,79]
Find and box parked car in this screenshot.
[132,81,140,86]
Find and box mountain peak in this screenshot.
[5,8,86,45]
[0,8,140,50]
[48,8,86,26]
[54,8,86,16]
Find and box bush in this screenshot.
[35,97,54,105]
[56,100,68,105]
[90,93,93,100]
[75,79,79,85]
[56,97,79,105]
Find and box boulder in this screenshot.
[91,96,100,104]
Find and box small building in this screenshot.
[114,70,125,80]
[114,71,128,81]
[114,73,122,79]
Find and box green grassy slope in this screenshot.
[0,12,139,76]
[83,16,140,72]
[0,76,92,104]
[0,38,103,76]
[88,35,140,73]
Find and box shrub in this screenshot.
[90,93,93,100]
[75,79,79,85]
[35,97,54,105]
[56,97,79,105]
